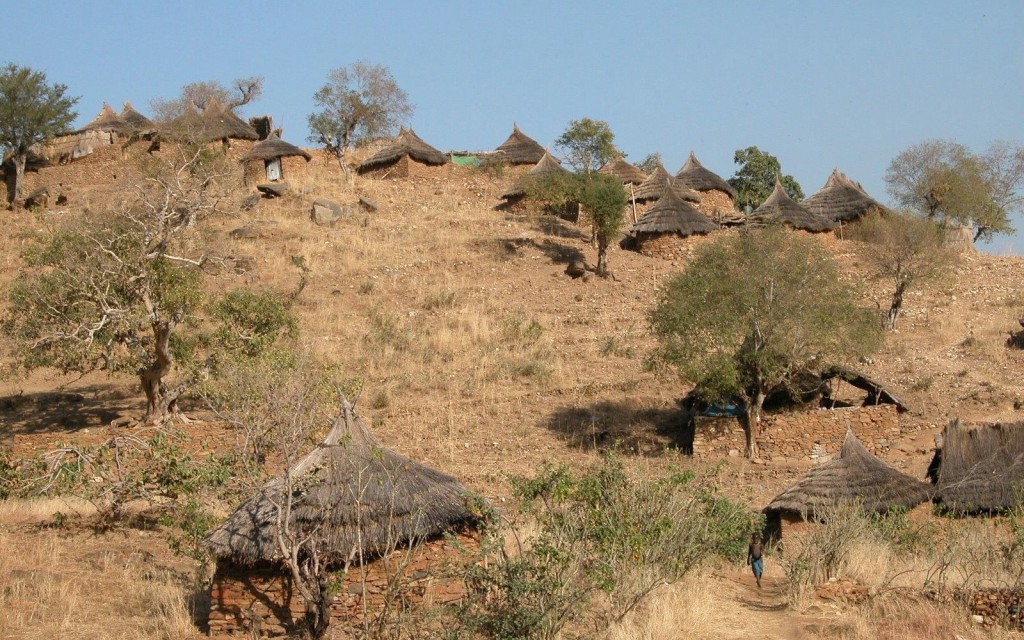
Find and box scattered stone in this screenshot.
[728,449,740,457]
[359,196,379,212]
[229,225,262,240]
[311,199,351,226]
[240,193,261,211]
[23,186,49,209]
[565,260,588,279]
[257,182,289,198]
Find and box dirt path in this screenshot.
[708,572,833,640]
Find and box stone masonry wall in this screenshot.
[693,405,904,461]
[208,531,480,637]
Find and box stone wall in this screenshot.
[693,404,904,461]
[207,530,480,637]
[635,231,719,261]
[692,188,736,220]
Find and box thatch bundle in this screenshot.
[206,401,479,565]
[803,169,883,223]
[502,151,568,200]
[748,178,838,232]
[931,419,1024,514]
[240,134,312,162]
[630,186,718,238]
[675,152,737,199]
[494,124,546,165]
[766,430,932,519]
[633,164,701,203]
[357,128,449,173]
[598,156,647,185]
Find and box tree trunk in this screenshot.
[139,319,176,423]
[303,571,332,639]
[11,152,26,205]
[741,391,766,459]
[885,281,908,330]
[336,151,354,187]
[596,239,610,278]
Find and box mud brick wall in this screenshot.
[208,531,480,637]
[360,155,452,180]
[693,405,903,460]
[636,231,721,261]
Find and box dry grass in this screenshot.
[608,574,720,640]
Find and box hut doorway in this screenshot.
[265,158,282,181]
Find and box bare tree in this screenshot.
[151,76,264,121]
[307,61,413,182]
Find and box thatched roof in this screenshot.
[119,101,156,134]
[748,178,838,232]
[502,151,568,199]
[599,156,647,185]
[633,164,701,203]
[931,419,1024,514]
[160,99,259,143]
[803,169,884,223]
[206,401,479,566]
[494,124,546,165]
[357,128,449,173]
[766,430,932,519]
[675,152,737,199]
[630,185,718,237]
[240,134,312,162]
[78,103,133,136]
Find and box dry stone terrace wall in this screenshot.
[693,405,908,461]
[635,230,723,261]
[208,531,480,637]
[692,188,736,220]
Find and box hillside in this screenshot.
[1,149,1023,639]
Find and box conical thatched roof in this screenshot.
[78,103,133,135]
[161,99,259,143]
[630,185,718,237]
[633,164,701,203]
[119,101,156,134]
[502,151,568,199]
[599,156,647,185]
[240,134,312,162]
[931,419,1024,514]
[675,152,737,199]
[803,169,884,223]
[357,128,449,173]
[749,178,838,232]
[494,123,546,165]
[766,430,932,519]
[206,401,479,566]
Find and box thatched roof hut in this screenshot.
[160,99,259,144]
[766,430,932,520]
[78,103,133,136]
[930,419,1024,514]
[357,128,449,175]
[598,156,647,185]
[240,135,312,163]
[206,401,479,565]
[119,101,156,134]
[501,151,568,200]
[494,124,546,165]
[632,164,701,204]
[803,169,884,224]
[749,178,838,232]
[630,186,718,238]
[675,152,737,199]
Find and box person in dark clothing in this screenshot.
[747,532,764,588]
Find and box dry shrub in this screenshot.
[607,574,718,640]
[824,593,1011,640]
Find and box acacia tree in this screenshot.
[150,76,264,121]
[307,61,413,181]
[728,146,803,211]
[579,174,627,277]
[651,226,881,459]
[885,139,1023,242]
[4,145,293,423]
[851,210,955,330]
[555,118,619,173]
[0,63,78,204]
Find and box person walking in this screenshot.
[747,532,764,588]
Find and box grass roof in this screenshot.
[598,156,647,185]
[78,103,133,136]
[494,123,546,165]
[630,185,718,237]
[357,128,449,173]
[748,178,838,232]
[931,419,1024,514]
[502,151,568,199]
[803,169,884,223]
[240,134,312,162]
[766,430,932,518]
[675,152,737,199]
[633,164,701,203]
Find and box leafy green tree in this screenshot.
[885,139,1023,242]
[850,210,955,330]
[0,63,78,204]
[555,118,619,173]
[3,146,294,424]
[635,152,663,174]
[650,226,881,459]
[307,61,413,181]
[728,146,803,211]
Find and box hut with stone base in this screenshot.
[357,128,449,178]
[631,164,702,219]
[675,152,740,223]
[493,123,546,166]
[205,401,482,637]
[629,186,718,259]
[764,430,932,538]
[803,169,884,229]
[598,156,647,186]
[499,151,573,215]
[748,178,838,233]
[240,134,312,185]
[154,98,259,149]
[40,101,156,164]
[930,419,1024,515]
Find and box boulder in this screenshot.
[23,186,49,209]
[311,199,351,226]
[358,196,379,212]
[229,225,263,240]
[240,193,261,211]
[565,260,588,279]
[257,182,289,198]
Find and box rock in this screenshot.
[240,193,261,211]
[359,196,379,212]
[257,182,289,198]
[23,186,49,209]
[311,199,350,226]
[229,225,262,240]
[565,260,588,279]
[728,449,740,457]
[972,614,985,624]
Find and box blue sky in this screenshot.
[4,1,1023,252]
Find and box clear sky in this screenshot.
[4,1,1023,252]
